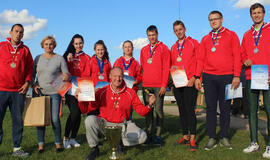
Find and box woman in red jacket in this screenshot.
[113,40,142,92]
[113,40,142,120]
[63,34,91,149]
[90,40,111,86]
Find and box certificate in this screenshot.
[96,81,110,89]
[225,83,243,100]
[77,78,95,101]
[51,73,72,97]
[67,76,78,96]
[251,65,269,90]
[170,66,188,88]
[123,75,135,89]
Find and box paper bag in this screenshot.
[24,96,51,126]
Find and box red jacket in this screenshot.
[66,52,91,77]
[195,27,241,77]
[170,36,199,80]
[90,55,111,86]
[140,41,171,88]
[113,56,142,92]
[241,23,270,80]
[0,38,33,91]
[80,84,151,123]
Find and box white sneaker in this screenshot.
[263,146,270,159]
[243,142,260,153]
[69,139,80,147]
[63,139,71,149]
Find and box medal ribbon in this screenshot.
[96,56,104,74]
[211,27,223,46]
[122,59,133,71]
[149,42,159,59]
[177,38,186,57]
[253,23,264,47]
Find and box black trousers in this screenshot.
[64,94,82,138]
[173,86,198,135]
[203,73,233,139]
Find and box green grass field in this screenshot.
[0,105,268,160]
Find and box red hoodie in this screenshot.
[66,52,91,77]
[0,38,33,91]
[241,23,270,80]
[171,36,199,80]
[113,56,142,92]
[79,83,151,123]
[140,41,171,88]
[90,55,111,86]
[195,27,241,77]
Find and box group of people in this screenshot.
[0,2,269,160]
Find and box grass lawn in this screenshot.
[0,105,268,160]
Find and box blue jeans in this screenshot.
[0,91,25,148]
[37,94,61,145]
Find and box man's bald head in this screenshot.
[110,67,124,89]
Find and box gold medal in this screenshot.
[10,62,16,68]
[176,57,182,62]
[147,58,152,64]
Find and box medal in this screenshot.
[124,71,129,76]
[176,56,182,62]
[211,47,216,52]
[98,75,104,80]
[148,42,159,65]
[10,62,16,68]
[254,48,259,53]
[253,23,264,54]
[122,58,133,75]
[147,58,152,64]
[211,27,222,53]
[177,38,186,61]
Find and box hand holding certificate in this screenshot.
[170,66,188,88]
[251,65,269,90]
[225,83,243,100]
[77,78,95,101]
[51,73,72,97]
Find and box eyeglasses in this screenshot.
[209,17,222,22]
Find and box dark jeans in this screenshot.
[203,73,233,139]
[64,94,81,138]
[0,91,25,148]
[246,80,270,145]
[143,87,164,137]
[173,86,198,135]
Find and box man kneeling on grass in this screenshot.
[76,67,156,160]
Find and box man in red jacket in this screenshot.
[241,3,270,158]
[140,25,170,145]
[0,24,33,157]
[82,67,155,160]
[194,11,241,150]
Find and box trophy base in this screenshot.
[109,150,120,160]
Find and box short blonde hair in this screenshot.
[41,35,57,48]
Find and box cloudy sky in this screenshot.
[0,0,269,63]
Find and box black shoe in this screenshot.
[153,136,162,145]
[117,144,125,155]
[86,147,99,160]
[56,148,64,153]
[142,137,152,146]
[38,148,44,153]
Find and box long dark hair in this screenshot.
[63,34,84,61]
[94,40,109,60]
